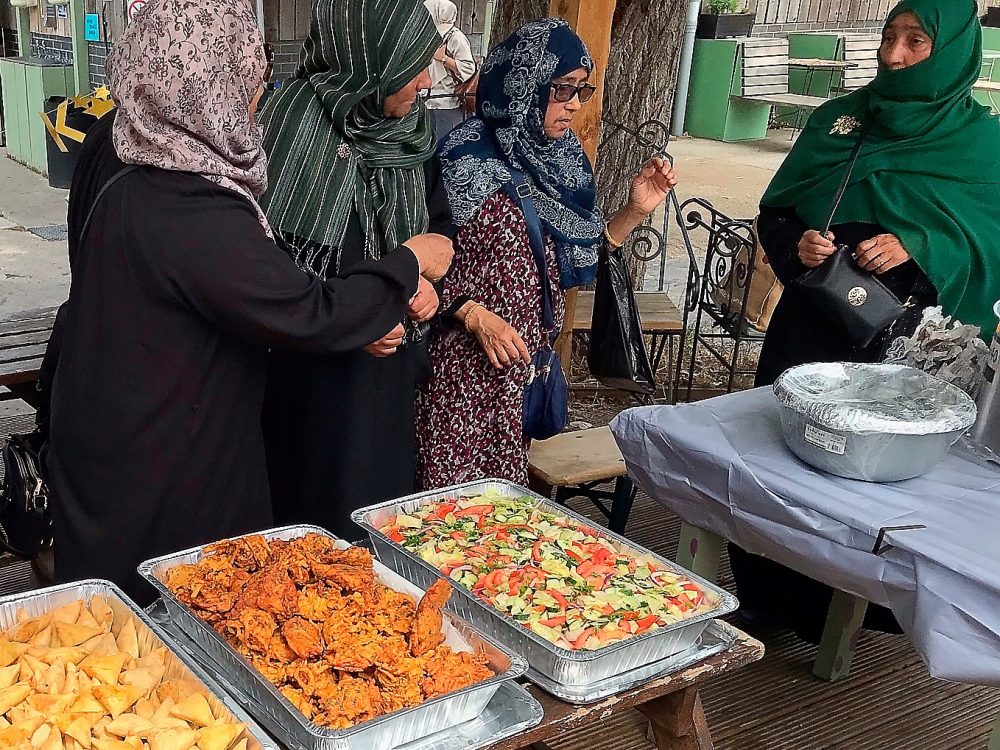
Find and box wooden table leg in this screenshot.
[988,713,1000,750]
[528,475,554,501]
[639,686,714,750]
[813,589,868,681]
[677,522,724,582]
[607,477,635,534]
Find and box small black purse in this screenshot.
[794,124,906,349]
[0,432,52,558]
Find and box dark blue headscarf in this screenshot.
[438,18,604,288]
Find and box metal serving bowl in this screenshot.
[773,362,978,482]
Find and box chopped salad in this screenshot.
[379,493,716,651]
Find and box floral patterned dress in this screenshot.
[415,190,565,489]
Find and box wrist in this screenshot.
[623,203,650,224]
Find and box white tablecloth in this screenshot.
[611,388,1000,686]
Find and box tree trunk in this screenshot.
[490,0,688,285]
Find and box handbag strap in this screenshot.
[77,165,141,247]
[503,169,556,336]
[822,122,873,236]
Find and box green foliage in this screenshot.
[708,0,742,14]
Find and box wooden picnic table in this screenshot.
[0,309,57,406]
[487,622,764,750]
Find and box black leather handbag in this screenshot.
[0,432,52,558]
[794,125,906,348]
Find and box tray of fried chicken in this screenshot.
[138,526,526,750]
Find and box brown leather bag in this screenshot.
[454,70,479,115]
[712,218,783,332]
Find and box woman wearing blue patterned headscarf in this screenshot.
[415,18,678,489]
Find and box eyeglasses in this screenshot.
[550,82,597,104]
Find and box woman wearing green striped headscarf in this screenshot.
[754,0,1000,387]
[258,0,454,537]
[735,0,1000,642]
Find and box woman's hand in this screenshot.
[464,305,531,369]
[855,233,910,274]
[798,230,837,268]
[627,156,679,218]
[403,233,454,282]
[363,323,405,358]
[407,277,439,323]
[434,45,447,63]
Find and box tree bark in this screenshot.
[490,0,688,285]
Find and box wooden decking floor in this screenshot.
[1,410,996,749]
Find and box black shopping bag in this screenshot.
[587,246,656,394]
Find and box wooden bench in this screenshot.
[840,34,880,91]
[0,310,57,406]
[975,79,1000,113]
[733,39,830,135]
[571,290,684,401]
[528,426,636,534]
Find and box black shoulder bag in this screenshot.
[793,125,906,348]
[503,170,569,441]
[0,164,139,559]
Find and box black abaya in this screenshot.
[733,205,937,642]
[263,159,453,541]
[46,115,419,603]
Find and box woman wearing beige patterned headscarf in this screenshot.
[43,0,452,602]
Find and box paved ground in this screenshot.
[0,130,796,321]
[0,150,70,322]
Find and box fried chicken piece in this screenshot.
[204,534,272,571]
[233,564,298,620]
[167,579,236,622]
[409,579,451,657]
[280,685,316,720]
[322,624,386,672]
[363,587,416,636]
[284,659,339,702]
[312,562,376,593]
[279,547,314,585]
[374,647,425,713]
[314,674,385,729]
[295,584,346,622]
[281,617,324,660]
[221,607,277,654]
[267,632,299,663]
[292,535,373,569]
[420,648,494,699]
[289,533,339,560]
[248,655,293,686]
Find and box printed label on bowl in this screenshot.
[803,424,847,455]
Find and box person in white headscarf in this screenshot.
[423,0,476,142]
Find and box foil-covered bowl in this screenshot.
[773,362,978,482]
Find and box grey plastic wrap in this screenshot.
[773,363,977,481]
[611,388,1000,687]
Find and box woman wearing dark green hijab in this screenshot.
[754,0,1000,387]
[735,0,1000,642]
[257,0,455,538]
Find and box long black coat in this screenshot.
[46,115,418,602]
